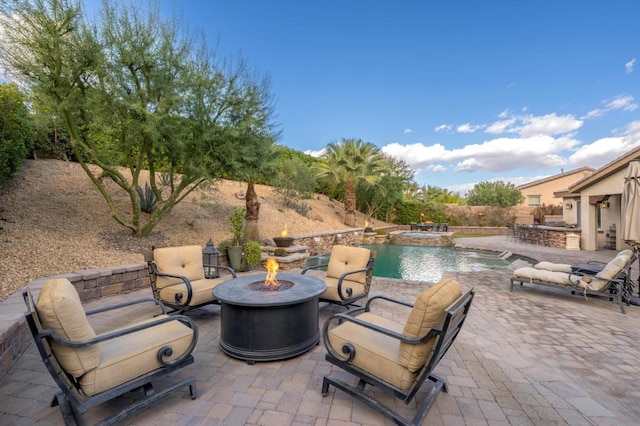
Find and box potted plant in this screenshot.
[227,207,246,271]
[243,241,262,270]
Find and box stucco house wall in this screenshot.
[517,167,594,208]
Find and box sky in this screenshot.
[21,1,640,194]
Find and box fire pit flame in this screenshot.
[265,257,279,287]
[281,225,288,237]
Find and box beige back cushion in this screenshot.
[326,245,371,284]
[153,245,205,288]
[399,278,462,373]
[36,278,100,377]
[582,254,630,291]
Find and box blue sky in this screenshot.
[33,1,640,194]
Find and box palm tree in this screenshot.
[315,138,386,227]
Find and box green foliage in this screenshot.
[0,84,32,187]
[314,138,387,226]
[0,0,278,237]
[273,157,316,207]
[409,184,464,204]
[391,200,450,224]
[217,239,233,255]
[273,248,287,257]
[228,207,246,246]
[298,202,310,217]
[243,240,262,267]
[136,183,158,213]
[466,181,524,206]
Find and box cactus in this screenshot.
[136,183,158,213]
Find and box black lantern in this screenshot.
[202,239,220,279]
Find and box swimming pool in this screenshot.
[306,244,534,282]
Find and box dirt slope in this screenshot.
[0,159,390,300]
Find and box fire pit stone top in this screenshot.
[213,273,326,307]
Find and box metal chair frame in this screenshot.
[301,250,376,307]
[321,289,475,426]
[22,288,198,425]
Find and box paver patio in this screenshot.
[1,236,639,425]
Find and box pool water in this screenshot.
[306,244,534,282]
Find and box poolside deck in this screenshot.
[2,236,639,425]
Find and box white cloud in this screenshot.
[605,94,638,111]
[381,134,580,175]
[456,123,483,133]
[519,113,583,137]
[304,148,326,157]
[435,124,452,132]
[485,118,516,134]
[568,120,640,167]
[582,94,638,119]
[403,128,412,134]
[625,58,636,74]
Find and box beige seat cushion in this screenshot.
[153,245,205,289]
[79,315,194,396]
[158,278,222,306]
[36,278,100,377]
[327,312,418,390]
[326,245,371,284]
[399,279,462,373]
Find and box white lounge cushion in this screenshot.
[534,261,573,273]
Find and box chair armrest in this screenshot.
[301,263,328,274]
[363,294,414,311]
[149,261,194,306]
[336,268,369,300]
[211,265,237,278]
[40,314,198,367]
[85,297,168,316]
[322,312,440,362]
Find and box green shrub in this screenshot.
[217,239,233,255]
[273,248,287,257]
[0,84,32,187]
[243,240,262,267]
[228,207,246,246]
[298,202,310,217]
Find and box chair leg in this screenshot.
[322,374,445,426]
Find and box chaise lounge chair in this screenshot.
[321,278,475,425]
[510,250,636,313]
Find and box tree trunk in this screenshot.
[245,182,261,241]
[344,179,356,227]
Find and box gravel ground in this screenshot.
[0,159,388,301]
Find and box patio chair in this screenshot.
[510,249,636,313]
[321,279,475,426]
[146,244,237,313]
[23,278,198,425]
[300,245,376,307]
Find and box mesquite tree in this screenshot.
[0,0,277,237]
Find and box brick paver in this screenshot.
[1,236,639,425]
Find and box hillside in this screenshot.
[0,159,391,301]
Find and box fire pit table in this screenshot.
[213,273,326,364]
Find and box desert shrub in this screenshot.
[273,158,316,207]
[298,202,310,216]
[217,239,233,255]
[273,248,286,257]
[136,183,159,213]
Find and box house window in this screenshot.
[527,195,541,206]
